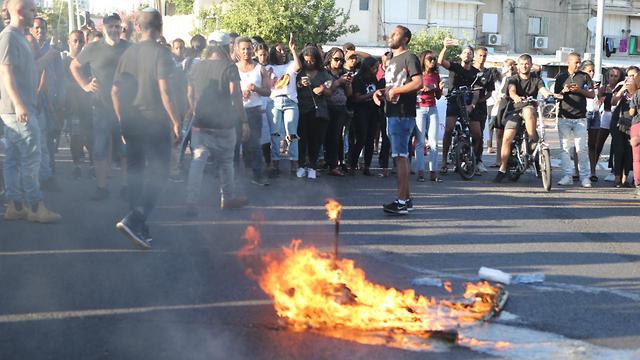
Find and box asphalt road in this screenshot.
[1,131,639,359]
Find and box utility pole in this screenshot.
[67,0,75,32]
[593,0,605,81]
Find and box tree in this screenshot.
[408,27,469,61]
[167,0,194,15]
[193,0,358,46]
[38,0,70,40]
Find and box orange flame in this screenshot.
[240,226,503,342]
[324,199,342,222]
[237,225,261,258]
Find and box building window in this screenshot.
[359,0,369,11]
[528,17,541,35]
[418,0,427,20]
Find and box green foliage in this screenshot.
[167,0,194,15]
[193,0,358,46]
[38,0,70,40]
[409,27,469,61]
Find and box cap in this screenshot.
[208,31,230,46]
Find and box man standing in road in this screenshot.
[373,25,423,215]
[472,46,495,174]
[111,8,181,249]
[0,0,60,223]
[554,52,595,188]
[70,13,130,200]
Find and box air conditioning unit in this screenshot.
[533,36,549,49]
[486,33,502,46]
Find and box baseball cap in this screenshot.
[208,31,230,46]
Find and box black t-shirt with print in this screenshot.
[76,39,130,107]
[188,59,241,130]
[384,51,422,117]
[352,73,380,113]
[554,71,592,119]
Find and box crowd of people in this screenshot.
[1,0,639,249]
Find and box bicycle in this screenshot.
[503,96,554,191]
[445,86,476,180]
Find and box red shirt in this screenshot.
[417,72,441,108]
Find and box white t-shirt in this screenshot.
[237,63,263,109]
[270,61,298,103]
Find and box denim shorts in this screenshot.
[387,116,416,158]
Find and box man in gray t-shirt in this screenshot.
[0,0,60,223]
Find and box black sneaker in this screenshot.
[116,210,151,249]
[406,198,414,212]
[90,187,109,201]
[141,223,153,244]
[251,175,270,186]
[493,171,507,183]
[383,200,408,215]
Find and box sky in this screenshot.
[89,0,150,14]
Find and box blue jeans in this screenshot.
[270,96,299,161]
[387,116,416,158]
[414,106,439,172]
[557,117,589,179]
[186,127,236,204]
[1,112,43,205]
[244,107,264,178]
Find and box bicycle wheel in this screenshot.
[455,137,476,180]
[539,147,552,191]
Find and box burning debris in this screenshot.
[237,208,510,350]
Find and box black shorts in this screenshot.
[446,101,485,123]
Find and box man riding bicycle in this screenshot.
[494,54,553,182]
[438,38,484,175]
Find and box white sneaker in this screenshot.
[604,173,615,182]
[307,168,317,179]
[581,177,593,188]
[296,167,307,178]
[477,161,488,173]
[557,175,573,186]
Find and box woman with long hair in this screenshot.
[255,43,275,172]
[609,66,637,187]
[268,39,301,175]
[348,56,381,175]
[295,45,333,179]
[323,47,352,176]
[628,72,640,196]
[414,50,443,182]
[596,67,625,182]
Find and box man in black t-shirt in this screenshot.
[70,13,130,200]
[373,25,423,215]
[438,39,483,175]
[553,52,595,187]
[112,8,182,249]
[472,47,495,172]
[184,32,249,216]
[494,54,553,182]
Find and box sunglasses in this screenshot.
[332,57,345,62]
[424,56,435,61]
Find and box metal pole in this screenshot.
[75,0,82,29]
[593,0,605,81]
[67,0,75,32]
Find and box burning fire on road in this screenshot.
[237,201,509,351]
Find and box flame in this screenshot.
[324,199,342,222]
[238,226,503,343]
[237,225,261,258]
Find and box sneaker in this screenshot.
[4,201,28,220]
[604,173,615,182]
[251,175,270,186]
[116,210,150,249]
[493,171,507,183]
[417,174,426,182]
[26,201,62,223]
[557,175,573,186]
[169,174,184,183]
[406,198,414,212]
[581,177,593,188]
[90,187,109,201]
[221,197,249,210]
[72,166,81,179]
[141,223,153,244]
[307,168,317,179]
[296,167,307,178]
[383,200,408,215]
[477,161,488,173]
